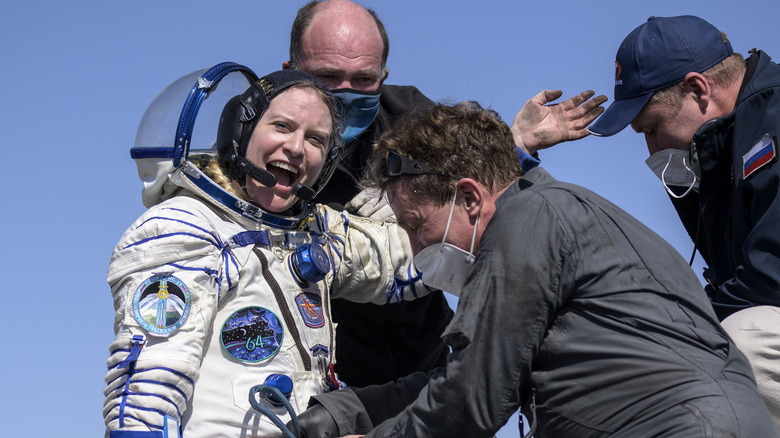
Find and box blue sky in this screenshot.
[3,1,779,436]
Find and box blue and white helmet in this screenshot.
[131,63,258,208]
[131,63,345,229]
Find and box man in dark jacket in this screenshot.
[587,15,780,426]
[282,0,606,389]
[295,102,778,438]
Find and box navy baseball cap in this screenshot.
[589,15,733,137]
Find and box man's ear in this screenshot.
[457,178,484,219]
[382,68,389,82]
[683,72,712,111]
[282,61,293,70]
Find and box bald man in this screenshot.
[283,0,452,389]
[284,0,606,389]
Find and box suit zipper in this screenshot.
[253,247,311,371]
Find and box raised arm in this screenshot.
[512,89,606,155]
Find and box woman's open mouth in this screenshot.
[267,161,300,188]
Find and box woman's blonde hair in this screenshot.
[193,155,250,201]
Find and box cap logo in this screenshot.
[614,61,623,86]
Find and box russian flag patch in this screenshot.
[743,134,776,179]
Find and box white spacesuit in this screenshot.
[103,64,427,438]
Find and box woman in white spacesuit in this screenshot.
[103,65,426,438]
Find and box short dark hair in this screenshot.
[288,1,389,72]
[370,102,523,206]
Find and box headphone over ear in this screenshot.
[216,94,273,184]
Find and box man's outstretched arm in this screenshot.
[512,89,607,155]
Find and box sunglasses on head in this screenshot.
[385,151,460,180]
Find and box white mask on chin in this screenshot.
[413,190,478,297]
[645,149,699,198]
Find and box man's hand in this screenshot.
[512,89,607,155]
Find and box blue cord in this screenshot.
[248,385,300,438]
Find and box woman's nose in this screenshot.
[284,131,305,156]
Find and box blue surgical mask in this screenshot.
[331,88,381,144]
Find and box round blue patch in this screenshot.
[221,306,284,363]
[132,273,192,337]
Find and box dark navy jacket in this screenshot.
[675,51,780,320]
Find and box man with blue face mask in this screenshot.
[283,0,607,390]
[284,0,410,210]
[584,16,780,426]
[283,0,453,390]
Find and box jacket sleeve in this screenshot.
[296,371,433,438]
[366,191,573,437]
[324,207,429,305]
[103,199,239,434]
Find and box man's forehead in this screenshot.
[300,40,382,66]
[302,62,381,79]
[388,186,427,216]
[307,1,380,36]
[301,8,383,60]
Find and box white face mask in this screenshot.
[413,190,478,297]
[645,149,699,198]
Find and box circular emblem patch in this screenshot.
[221,306,284,363]
[132,273,192,337]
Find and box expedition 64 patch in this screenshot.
[132,273,192,337]
[221,306,284,363]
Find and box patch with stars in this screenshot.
[132,273,192,337]
[295,293,325,328]
[221,306,284,363]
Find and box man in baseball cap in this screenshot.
[589,15,733,137]
[592,15,780,427]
